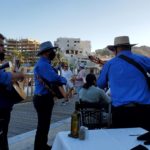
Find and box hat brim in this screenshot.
[37,47,58,56]
[107,44,137,51]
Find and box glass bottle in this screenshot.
[69,101,80,138]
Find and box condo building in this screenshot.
[5,38,39,51]
[5,38,40,64]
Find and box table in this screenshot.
[52,128,150,150]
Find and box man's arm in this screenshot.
[97,63,110,89]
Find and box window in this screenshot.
[71,50,74,54]
[66,50,69,54]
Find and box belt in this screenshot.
[34,93,52,97]
[34,94,42,96]
[113,103,150,109]
[34,94,49,97]
[123,103,138,107]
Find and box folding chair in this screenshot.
[78,99,112,129]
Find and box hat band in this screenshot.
[114,43,132,46]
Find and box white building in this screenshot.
[54,37,91,57]
[54,37,96,72]
[80,41,91,56]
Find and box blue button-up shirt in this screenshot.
[97,50,150,107]
[34,57,67,95]
[0,69,13,108]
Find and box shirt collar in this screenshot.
[117,50,132,56]
[40,56,51,64]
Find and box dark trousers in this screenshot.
[0,109,11,150]
[111,104,150,131]
[33,94,54,150]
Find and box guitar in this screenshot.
[0,61,27,102]
[9,61,27,101]
[88,55,106,65]
[53,54,69,99]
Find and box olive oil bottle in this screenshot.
[69,101,80,138]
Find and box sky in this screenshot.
[1,0,150,51]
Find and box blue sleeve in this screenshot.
[37,62,67,85]
[97,62,110,89]
[0,70,12,86]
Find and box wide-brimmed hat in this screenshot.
[107,36,137,51]
[37,41,58,56]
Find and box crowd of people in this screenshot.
[1,33,150,150]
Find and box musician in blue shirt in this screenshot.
[0,33,25,150]
[33,41,67,150]
[97,36,150,130]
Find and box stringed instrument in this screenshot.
[0,61,27,103]
[9,61,27,101]
[88,55,106,65]
[46,53,68,99]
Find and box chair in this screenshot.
[77,99,112,129]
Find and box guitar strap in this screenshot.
[119,55,150,87]
[36,75,56,96]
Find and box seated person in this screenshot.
[79,73,111,106]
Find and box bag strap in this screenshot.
[119,55,148,81]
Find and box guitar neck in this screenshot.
[88,55,105,65]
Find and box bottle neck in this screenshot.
[75,101,80,111]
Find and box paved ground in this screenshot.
[9,95,78,137]
[8,95,78,150]
[9,118,71,150]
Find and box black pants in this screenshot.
[0,109,11,150]
[111,104,150,131]
[33,94,54,150]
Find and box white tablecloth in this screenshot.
[52,128,150,150]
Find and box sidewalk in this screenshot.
[9,118,71,150]
[9,94,78,137]
[8,94,78,150]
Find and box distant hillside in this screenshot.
[132,46,150,57]
[95,48,113,56]
[95,46,150,57]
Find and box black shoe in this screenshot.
[137,132,150,141]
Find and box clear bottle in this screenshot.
[69,101,81,138]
